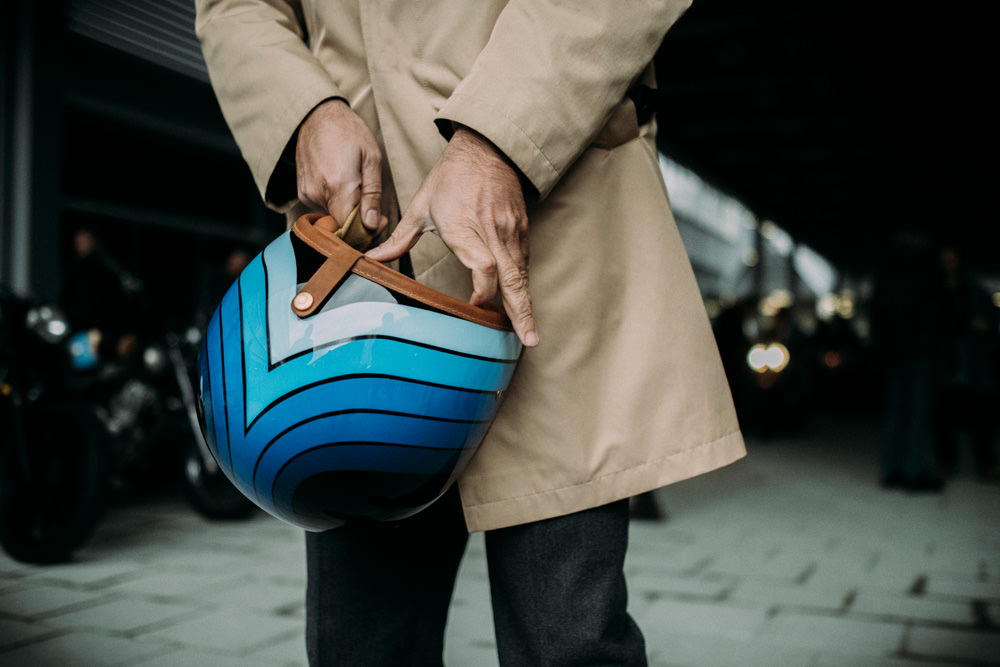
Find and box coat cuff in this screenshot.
[436,92,561,200]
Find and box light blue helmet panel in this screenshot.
[198,230,521,530]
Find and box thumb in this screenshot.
[359,152,384,232]
[365,214,427,263]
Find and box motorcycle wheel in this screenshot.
[0,403,108,564]
[182,442,256,521]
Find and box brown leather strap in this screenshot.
[290,214,512,330]
[291,235,363,317]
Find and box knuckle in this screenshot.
[500,265,528,290]
[470,257,498,277]
[363,149,383,169]
[496,212,521,235]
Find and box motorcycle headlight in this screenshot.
[184,326,202,346]
[143,345,168,375]
[26,305,71,344]
[747,343,790,373]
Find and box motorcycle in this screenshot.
[0,289,108,563]
[0,288,254,564]
[163,327,256,520]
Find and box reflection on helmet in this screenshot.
[198,216,521,531]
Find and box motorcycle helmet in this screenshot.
[197,211,521,531]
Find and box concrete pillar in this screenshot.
[3,0,64,301]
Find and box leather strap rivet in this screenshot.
[293,292,314,311]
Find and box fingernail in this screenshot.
[524,331,539,347]
[364,208,379,229]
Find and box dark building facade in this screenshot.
[2,0,282,328]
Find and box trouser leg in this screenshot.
[305,487,469,667]
[903,360,936,479]
[881,365,907,479]
[485,499,646,666]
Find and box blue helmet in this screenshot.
[197,213,521,531]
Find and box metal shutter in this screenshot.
[66,0,209,82]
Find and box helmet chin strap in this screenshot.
[290,211,514,330]
[291,212,367,318]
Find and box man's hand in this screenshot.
[295,98,387,234]
[366,127,538,347]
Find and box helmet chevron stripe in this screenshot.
[197,230,521,529]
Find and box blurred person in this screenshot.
[194,246,253,328]
[196,1,746,664]
[61,228,143,362]
[933,247,999,481]
[870,229,946,492]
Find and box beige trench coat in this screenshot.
[196,0,745,532]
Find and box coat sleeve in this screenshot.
[435,0,693,200]
[195,0,342,208]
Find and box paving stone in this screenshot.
[140,608,302,653]
[125,647,274,667]
[445,544,496,656]
[811,649,972,667]
[850,591,976,626]
[827,563,930,595]
[644,630,818,667]
[202,579,304,615]
[142,550,268,577]
[104,570,251,602]
[727,578,851,612]
[907,626,1000,665]
[923,546,1000,577]
[631,572,734,601]
[0,631,166,667]
[2,415,997,666]
[445,638,501,667]
[639,599,768,642]
[0,558,33,578]
[444,595,495,641]
[625,542,709,576]
[924,576,1000,601]
[807,551,881,580]
[758,612,906,655]
[0,585,106,619]
[0,579,30,598]
[41,597,206,635]
[0,617,58,649]
[443,603,499,667]
[241,633,309,667]
[28,561,151,590]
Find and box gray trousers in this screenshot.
[305,488,646,666]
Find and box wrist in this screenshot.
[450,125,534,199]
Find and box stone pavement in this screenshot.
[1,413,998,666]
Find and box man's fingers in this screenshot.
[326,188,361,230]
[360,153,384,231]
[467,257,500,309]
[466,238,536,347]
[365,216,426,263]
[480,212,535,346]
[504,296,538,348]
[295,98,385,230]
[494,253,537,348]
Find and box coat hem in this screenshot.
[460,428,746,533]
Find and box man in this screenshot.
[196,1,745,664]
